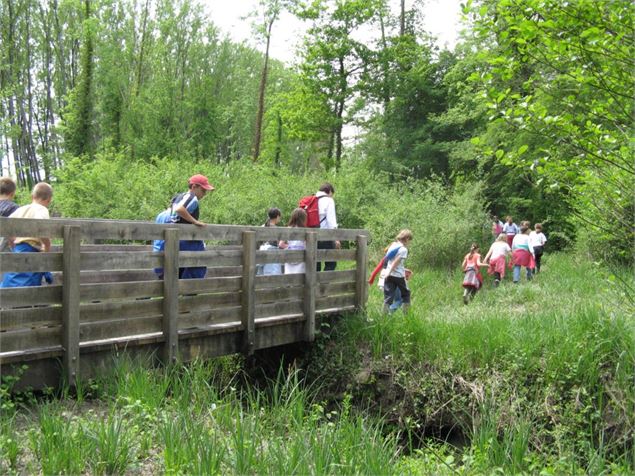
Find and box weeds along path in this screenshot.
[300,253,635,473]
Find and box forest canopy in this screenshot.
[0,0,632,264]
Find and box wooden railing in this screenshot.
[0,217,369,389]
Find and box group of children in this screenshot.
[461,217,547,304]
[0,177,54,287]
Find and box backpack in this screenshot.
[298,194,326,228]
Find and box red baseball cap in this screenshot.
[188,174,214,191]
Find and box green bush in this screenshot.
[52,154,488,269]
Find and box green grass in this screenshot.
[1,253,632,475]
[308,252,635,474]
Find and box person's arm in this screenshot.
[173,204,205,226]
[40,237,51,252]
[326,198,340,249]
[387,256,401,275]
[278,240,288,249]
[461,255,468,270]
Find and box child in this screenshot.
[0,177,19,218]
[491,215,504,242]
[503,216,519,247]
[258,207,285,276]
[529,223,547,273]
[383,229,413,313]
[461,243,487,304]
[511,221,535,283]
[484,233,511,287]
[0,177,19,257]
[1,182,54,287]
[284,208,307,275]
[153,174,214,279]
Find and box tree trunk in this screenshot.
[252,20,273,161]
[400,0,405,36]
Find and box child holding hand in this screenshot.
[461,243,487,304]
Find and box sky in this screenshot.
[203,0,465,64]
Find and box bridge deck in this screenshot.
[0,217,369,389]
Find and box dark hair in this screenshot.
[0,177,16,195]
[469,242,479,257]
[319,182,335,194]
[288,208,307,227]
[265,207,281,227]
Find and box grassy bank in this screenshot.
[304,253,634,474]
[1,253,633,474]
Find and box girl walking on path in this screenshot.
[258,207,285,276]
[461,243,487,304]
[283,208,308,275]
[503,216,519,247]
[512,221,535,283]
[529,223,547,273]
[383,229,413,313]
[484,234,512,287]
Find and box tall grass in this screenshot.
[309,252,635,473]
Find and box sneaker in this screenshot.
[494,279,500,288]
[463,294,469,305]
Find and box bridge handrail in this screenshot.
[0,216,369,389]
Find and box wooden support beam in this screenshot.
[355,234,368,311]
[241,231,256,355]
[62,225,80,387]
[162,228,179,363]
[304,231,317,341]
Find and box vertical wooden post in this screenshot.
[162,228,179,363]
[241,231,256,355]
[355,234,368,311]
[62,225,80,387]
[304,231,317,341]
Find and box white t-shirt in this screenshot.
[284,239,306,274]
[512,233,534,255]
[10,203,50,250]
[386,242,408,278]
[316,191,337,229]
[488,241,511,260]
[529,231,547,247]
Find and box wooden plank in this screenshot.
[177,276,241,294]
[255,273,304,290]
[80,281,164,301]
[54,269,159,284]
[205,266,242,278]
[51,244,152,252]
[62,226,81,386]
[241,231,256,355]
[256,286,304,304]
[316,249,357,262]
[316,269,356,284]
[1,306,62,332]
[0,252,63,272]
[179,250,242,267]
[316,294,356,311]
[355,234,369,311]
[80,296,164,323]
[255,250,304,264]
[178,306,242,330]
[256,300,304,319]
[0,326,62,353]
[162,228,179,363]
[316,281,356,298]
[304,232,317,341]
[80,251,161,271]
[0,217,369,242]
[0,285,62,307]
[79,316,162,342]
[179,292,242,312]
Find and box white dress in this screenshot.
[284,240,306,274]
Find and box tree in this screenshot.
[470,0,634,263]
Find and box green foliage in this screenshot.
[469,0,635,264]
[53,153,488,269]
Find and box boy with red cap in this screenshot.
[153,174,214,279]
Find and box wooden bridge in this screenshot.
[0,217,369,389]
